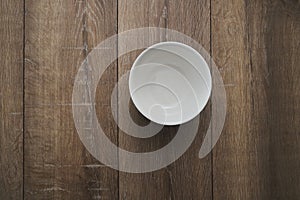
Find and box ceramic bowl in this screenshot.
[129,42,211,125]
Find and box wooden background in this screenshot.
[0,0,299,199]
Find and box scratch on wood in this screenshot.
[166,168,175,200]
[44,163,72,168]
[92,47,114,50]
[43,163,105,168]
[82,164,105,168]
[92,194,105,199]
[44,163,106,168]
[25,103,96,107]
[24,58,38,66]
[62,46,85,50]
[9,112,22,115]
[88,187,109,191]
[40,186,68,192]
[162,6,168,19]
[62,46,114,50]
[26,187,70,194]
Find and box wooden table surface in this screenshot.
[1,0,299,199]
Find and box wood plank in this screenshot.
[266,1,300,198]
[0,0,24,199]
[24,0,118,199]
[212,0,300,199]
[166,0,212,199]
[118,0,211,199]
[212,0,261,198]
[118,0,171,199]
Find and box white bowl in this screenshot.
[129,42,211,125]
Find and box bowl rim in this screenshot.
[129,41,212,125]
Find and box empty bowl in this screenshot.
[129,42,211,125]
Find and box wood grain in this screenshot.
[118,1,171,199]
[266,1,300,198]
[0,0,299,199]
[212,0,300,199]
[0,0,24,199]
[24,0,118,199]
[212,0,260,198]
[166,0,212,199]
[118,0,211,199]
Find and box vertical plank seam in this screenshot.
[164,0,168,30]
[117,0,119,199]
[210,0,213,199]
[245,4,257,199]
[22,0,26,199]
[83,0,88,57]
[245,0,254,110]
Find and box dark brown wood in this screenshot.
[266,1,300,199]
[0,0,299,199]
[166,0,212,199]
[0,0,24,199]
[212,0,261,198]
[117,1,171,199]
[118,0,211,199]
[212,0,300,199]
[24,0,118,199]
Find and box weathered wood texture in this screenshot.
[166,0,212,199]
[212,0,300,199]
[0,0,24,199]
[117,0,211,199]
[24,0,118,199]
[0,0,299,199]
[118,1,171,199]
[266,1,300,199]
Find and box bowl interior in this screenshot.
[129,42,211,125]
